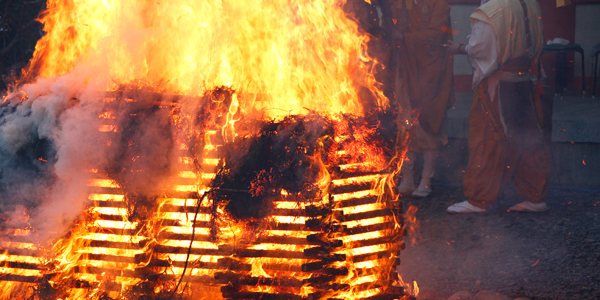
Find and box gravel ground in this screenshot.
[397,184,600,300]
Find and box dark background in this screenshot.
[0,0,46,90]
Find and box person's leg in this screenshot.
[398,151,416,195]
[462,89,508,209]
[448,81,512,213]
[412,149,437,197]
[509,145,551,211]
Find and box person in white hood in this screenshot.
[445,0,551,213]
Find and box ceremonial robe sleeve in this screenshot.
[466,20,498,89]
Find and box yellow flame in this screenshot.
[88,193,125,201]
[331,174,382,187]
[89,179,120,188]
[332,190,379,202]
[3,1,412,298]
[27,0,386,119]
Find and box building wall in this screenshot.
[450,4,478,76]
[574,3,600,78]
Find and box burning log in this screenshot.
[216,257,252,271]
[215,272,304,288]
[0,274,39,284]
[221,291,305,300]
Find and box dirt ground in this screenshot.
[397,184,600,300]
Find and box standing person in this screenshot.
[392,0,455,198]
[446,0,551,213]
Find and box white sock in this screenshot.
[418,149,438,190]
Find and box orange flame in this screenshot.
[26,0,387,119]
[403,205,420,246]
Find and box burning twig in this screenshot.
[168,191,209,299]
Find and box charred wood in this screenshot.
[268,222,311,232]
[307,292,343,300]
[0,247,39,257]
[332,196,379,209]
[214,272,304,288]
[221,291,304,300]
[94,213,128,221]
[261,263,302,273]
[350,249,397,263]
[73,266,138,278]
[343,222,396,235]
[335,171,389,180]
[305,205,333,217]
[344,235,400,249]
[363,291,411,300]
[158,274,217,284]
[303,246,342,257]
[330,182,377,195]
[88,240,140,250]
[83,253,137,264]
[306,234,343,248]
[256,235,322,246]
[88,227,137,236]
[92,200,127,208]
[217,257,252,271]
[159,219,211,228]
[233,249,308,259]
[88,187,125,195]
[153,245,231,256]
[301,261,325,272]
[156,232,212,242]
[142,259,229,270]
[156,204,212,214]
[0,261,41,270]
[351,281,394,293]
[270,208,311,217]
[304,220,345,232]
[338,208,394,223]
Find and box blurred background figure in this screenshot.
[446,0,550,213]
[391,0,455,198]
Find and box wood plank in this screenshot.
[0,274,40,283]
[343,222,396,235]
[333,196,379,208]
[338,209,394,223]
[221,291,303,300]
[153,245,230,256]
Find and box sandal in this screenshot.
[508,201,549,212]
[447,201,486,213]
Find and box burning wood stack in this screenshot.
[0,1,417,299]
[0,88,412,300]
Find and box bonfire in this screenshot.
[0,1,417,299]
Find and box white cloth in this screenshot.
[465,20,498,90]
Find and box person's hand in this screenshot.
[445,40,462,54]
[393,31,404,41]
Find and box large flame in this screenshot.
[0,0,419,299]
[27,0,386,118]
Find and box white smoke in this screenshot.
[0,72,107,242]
